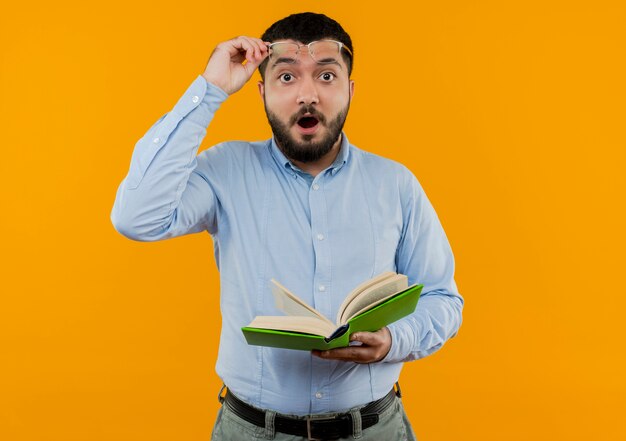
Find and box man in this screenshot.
[112,12,463,440]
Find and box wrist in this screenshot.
[201,74,229,95]
[377,327,392,362]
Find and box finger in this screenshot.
[250,39,270,60]
[244,37,270,53]
[236,37,266,62]
[350,331,381,346]
[250,38,270,57]
[312,346,375,363]
[217,37,253,63]
[232,38,255,62]
[241,50,268,77]
[216,38,246,58]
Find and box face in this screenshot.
[258,40,355,163]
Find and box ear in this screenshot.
[258,81,265,100]
[349,80,355,99]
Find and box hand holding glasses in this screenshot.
[202,38,353,96]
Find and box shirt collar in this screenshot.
[269,132,351,177]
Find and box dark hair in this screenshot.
[258,12,353,80]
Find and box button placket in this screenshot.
[309,176,330,314]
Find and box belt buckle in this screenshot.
[305,414,327,441]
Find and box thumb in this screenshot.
[242,53,268,76]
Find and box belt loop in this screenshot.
[394,381,402,398]
[264,410,276,439]
[350,408,363,439]
[217,384,227,404]
[306,417,318,440]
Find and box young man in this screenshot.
[112,12,463,440]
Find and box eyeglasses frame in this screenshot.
[267,39,353,65]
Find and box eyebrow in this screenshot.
[316,58,343,68]
[270,57,299,68]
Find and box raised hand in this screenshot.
[202,36,269,95]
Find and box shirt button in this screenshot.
[152,137,160,143]
[192,95,199,103]
[316,234,324,241]
[312,184,320,191]
[315,392,323,399]
[318,285,326,292]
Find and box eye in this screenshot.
[279,73,294,83]
[319,72,335,82]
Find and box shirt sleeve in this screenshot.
[111,76,229,240]
[382,169,464,363]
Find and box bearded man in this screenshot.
[112,12,463,440]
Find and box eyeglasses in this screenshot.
[267,40,352,65]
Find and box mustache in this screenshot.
[289,105,327,126]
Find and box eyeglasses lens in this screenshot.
[269,41,341,64]
[270,43,299,62]
[309,41,341,63]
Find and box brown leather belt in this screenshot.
[221,385,400,440]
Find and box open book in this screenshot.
[242,272,423,351]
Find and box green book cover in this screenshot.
[242,284,423,351]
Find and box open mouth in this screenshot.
[297,116,319,129]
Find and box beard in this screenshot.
[264,102,350,163]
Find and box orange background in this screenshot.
[1,1,625,440]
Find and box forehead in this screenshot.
[268,39,349,71]
[272,38,299,44]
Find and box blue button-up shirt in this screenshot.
[111,75,463,415]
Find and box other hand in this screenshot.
[202,36,269,95]
[312,327,392,364]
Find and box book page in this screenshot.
[247,315,337,338]
[335,271,397,323]
[271,279,334,326]
[339,274,409,324]
[335,272,397,324]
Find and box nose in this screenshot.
[296,76,319,106]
